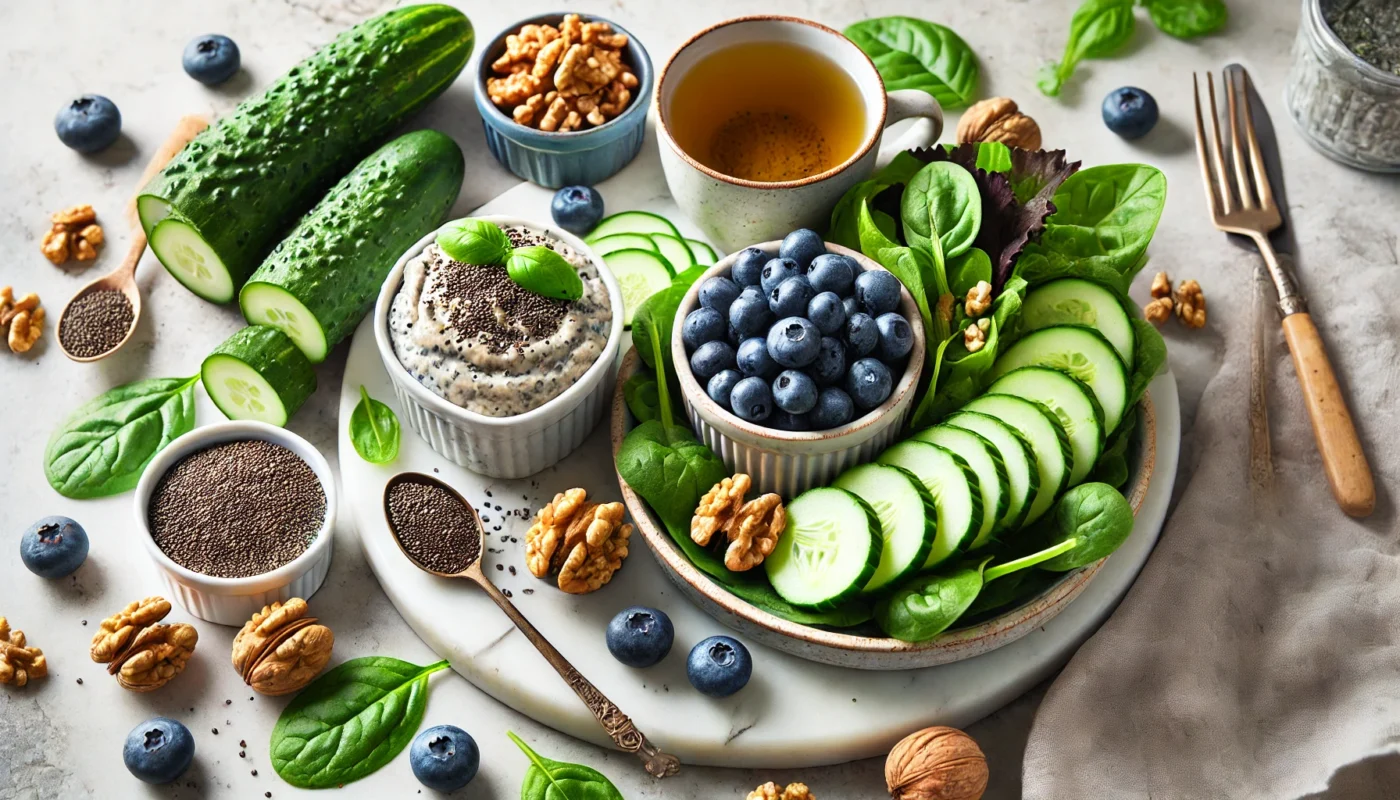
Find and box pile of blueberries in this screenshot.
[682,229,915,431]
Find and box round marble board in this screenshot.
[337,152,1182,768]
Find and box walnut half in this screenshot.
[748,783,815,800]
[956,97,1042,151]
[90,597,197,692]
[525,489,632,593]
[0,618,47,687]
[231,598,334,696]
[691,475,787,572]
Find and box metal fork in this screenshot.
[1193,68,1375,518]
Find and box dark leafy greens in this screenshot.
[509,732,625,800]
[1142,0,1228,39]
[844,17,980,109]
[349,385,400,464]
[1040,0,1228,96]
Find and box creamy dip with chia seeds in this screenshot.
[389,225,612,416]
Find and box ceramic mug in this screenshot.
[655,15,944,253]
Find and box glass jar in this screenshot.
[1284,0,1400,172]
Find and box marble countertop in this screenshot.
[3,0,1385,797]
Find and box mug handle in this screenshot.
[875,90,944,169]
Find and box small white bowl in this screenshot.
[133,421,337,626]
[373,215,625,478]
[671,241,925,497]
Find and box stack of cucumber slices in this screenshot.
[764,277,1141,615]
[584,211,718,327]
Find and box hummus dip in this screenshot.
[389,225,612,416]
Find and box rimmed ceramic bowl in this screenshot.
[474,12,654,187]
[133,421,337,626]
[373,215,625,478]
[670,241,925,497]
[613,349,1156,670]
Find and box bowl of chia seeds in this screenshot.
[133,421,337,626]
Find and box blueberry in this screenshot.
[810,336,846,386]
[699,276,743,314]
[54,95,121,154]
[807,291,847,336]
[728,287,773,339]
[769,276,815,318]
[810,387,856,429]
[687,635,752,697]
[772,370,818,414]
[731,247,769,287]
[807,253,858,295]
[707,369,742,410]
[680,307,725,352]
[123,717,195,784]
[875,312,915,362]
[845,312,878,357]
[729,377,773,422]
[842,296,860,320]
[736,336,779,378]
[605,606,675,668]
[182,34,241,86]
[20,516,89,579]
[855,270,902,316]
[550,185,605,234]
[770,410,812,431]
[410,725,480,793]
[1102,86,1159,140]
[766,317,822,369]
[779,228,826,269]
[690,341,736,381]
[847,358,894,410]
[760,257,802,295]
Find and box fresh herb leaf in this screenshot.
[948,248,992,298]
[874,244,946,352]
[1031,164,1168,279]
[1126,317,1167,408]
[1038,0,1137,97]
[829,151,928,250]
[270,657,449,788]
[901,161,983,259]
[1037,482,1136,570]
[436,218,513,265]
[349,385,400,464]
[508,731,624,800]
[45,375,199,499]
[876,558,992,642]
[506,246,584,301]
[1142,0,1228,38]
[631,284,687,373]
[672,263,710,288]
[1091,406,1137,488]
[844,17,981,108]
[974,141,1013,173]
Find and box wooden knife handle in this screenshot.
[1281,312,1375,517]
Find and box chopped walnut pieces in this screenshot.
[724,494,785,572]
[52,204,96,227]
[526,489,632,593]
[8,306,44,354]
[525,488,588,578]
[488,14,637,131]
[41,205,104,266]
[1175,279,1206,329]
[1144,297,1173,324]
[963,280,992,318]
[963,318,990,353]
[691,474,751,546]
[747,782,815,800]
[1150,271,1172,300]
[0,618,47,687]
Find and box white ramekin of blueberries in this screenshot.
[671,228,925,497]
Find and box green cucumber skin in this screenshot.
[139,5,474,297]
[203,326,318,423]
[239,130,465,357]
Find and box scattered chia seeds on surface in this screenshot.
[58,288,134,358]
[147,440,326,579]
[386,478,482,573]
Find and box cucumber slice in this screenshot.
[876,441,981,569]
[201,326,317,427]
[961,394,1070,526]
[1021,278,1136,369]
[149,217,236,303]
[944,411,1039,533]
[988,366,1104,486]
[602,248,675,329]
[764,487,881,609]
[650,233,696,271]
[589,233,662,259]
[240,284,329,363]
[833,464,936,593]
[585,210,683,244]
[992,325,1129,433]
[911,426,1008,550]
[685,238,719,264]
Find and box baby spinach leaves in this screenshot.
[436,217,513,266]
[45,375,199,498]
[902,161,983,259]
[845,17,981,109]
[1142,0,1228,39]
[507,246,584,301]
[1033,164,1168,279]
[508,732,624,800]
[270,657,450,788]
[877,557,993,642]
[349,385,400,464]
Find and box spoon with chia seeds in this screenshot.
[58,115,208,363]
[382,473,682,779]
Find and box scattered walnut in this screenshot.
[90,597,196,692]
[526,489,632,593]
[1150,271,1172,299]
[52,204,97,227]
[963,281,992,318]
[963,319,990,353]
[0,618,47,687]
[956,97,1042,151]
[91,597,172,663]
[525,488,588,578]
[41,227,70,264]
[691,474,751,546]
[1144,297,1173,324]
[723,494,786,572]
[748,782,815,800]
[8,306,44,354]
[41,205,104,266]
[488,14,637,131]
[231,598,334,696]
[1175,279,1206,329]
[885,726,988,800]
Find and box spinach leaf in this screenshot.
[1038,0,1137,97]
[1091,407,1137,489]
[901,161,983,259]
[874,244,946,355]
[1126,317,1167,407]
[1033,164,1168,278]
[963,569,1060,619]
[623,371,664,423]
[829,151,927,250]
[909,276,1025,429]
[728,580,875,627]
[1037,482,1136,570]
[948,247,992,298]
[631,284,687,372]
[1142,0,1227,38]
[349,385,401,464]
[659,516,742,583]
[673,263,710,287]
[506,246,584,301]
[876,558,992,642]
[270,657,449,788]
[844,17,980,109]
[508,731,624,800]
[45,375,199,499]
[436,217,513,266]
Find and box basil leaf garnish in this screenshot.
[506,245,584,301]
[349,385,400,464]
[437,218,513,265]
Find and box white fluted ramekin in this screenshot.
[373,215,624,478]
[671,241,925,497]
[133,421,336,626]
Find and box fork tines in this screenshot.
[1192,68,1279,229]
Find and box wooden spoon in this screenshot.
[382,472,682,779]
[58,115,209,363]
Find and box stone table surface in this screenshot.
[2,0,1391,798]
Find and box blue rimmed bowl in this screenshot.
[474,12,653,188]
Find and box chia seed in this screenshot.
[147,440,326,579]
[58,288,133,358]
[386,478,482,574]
